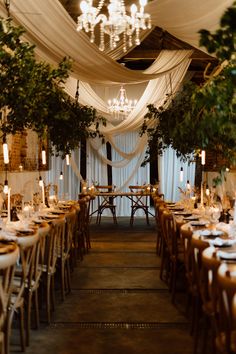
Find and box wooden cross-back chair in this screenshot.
[95,185,117,224]
[129,185,149,225]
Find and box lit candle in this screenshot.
[7,187,11,223]
[201,150,206,165]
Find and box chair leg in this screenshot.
[19,304,25,352]
[34,289,40,329]
[26,290,32,347]
[46,276,51,324]
[60,259,65,301]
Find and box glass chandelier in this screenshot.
[77,0,151,52]
[108,85,137,119]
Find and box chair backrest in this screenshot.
[0,245,19,329]
[191,234,209,294]
[129,185,149,209]
[64,210,77,257]
[201,247,221,317]
[217,263,236,353]
[161,210,177,256]
[95,185,114,193]
[44,218,65,273]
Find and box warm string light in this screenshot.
[77,0,151,53]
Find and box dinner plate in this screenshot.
[174,212,192,216]
[169,207,184,211]
[217,250,236,260]
[191,221,208,227]
[183,216,199,221]
[42,215,60,219]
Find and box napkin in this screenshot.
[209,237,236,247]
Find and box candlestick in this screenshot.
[7,187,11,223]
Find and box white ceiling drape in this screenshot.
[1,0,232,85]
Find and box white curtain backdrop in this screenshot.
[158,147,196,202]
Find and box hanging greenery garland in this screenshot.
[0,18,105,157]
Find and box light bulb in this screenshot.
[39,176,44,187]
[206,185,210,196]
[201,150,205,165]
[66,154,70,166]
[80,1,89,13]
[3,180,8,194]
[131,4,137,14]
[186,180,191,191]
[42,148,46,165]
[180,167,183,182]
[139,0,147,6]
[59,171,64,180]
[3,142,9,164]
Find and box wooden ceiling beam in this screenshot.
[121,49,217,61]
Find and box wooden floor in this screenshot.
[10,216,197,354]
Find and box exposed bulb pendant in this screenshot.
[201,150,206,166]
[179,167,183,182]
[42,146,46,165]
[3,139,9,164]
[206,185,210,196]
[59,171,64,180]
[39,176,44,187]
[66,154,70,166]
[186,180,191,191]
[3,179,8,194]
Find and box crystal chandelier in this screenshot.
[77,0,151,52]
[108,85,137,119]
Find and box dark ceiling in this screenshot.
[59,0,218,84]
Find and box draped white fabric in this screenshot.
[1,0,232,85]
[147,0,234,51]
[1,0,226,210]
[46,150,81,200]
[158,147,196,202]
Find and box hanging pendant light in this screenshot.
[206,184,210,196]
[186,180,191,191]
[39,175,44,187]
[179,167,183,182]
[41,146,46,165]
[59,171,64,180]
[66,154,70,166]
[201,150,206,165]
[2,136,9,165]
[3,179,8,194]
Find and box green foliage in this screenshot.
[0,18,105,156]
[141,1,236,170]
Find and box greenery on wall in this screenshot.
[0,18,105,157]
[141,1,236,170]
